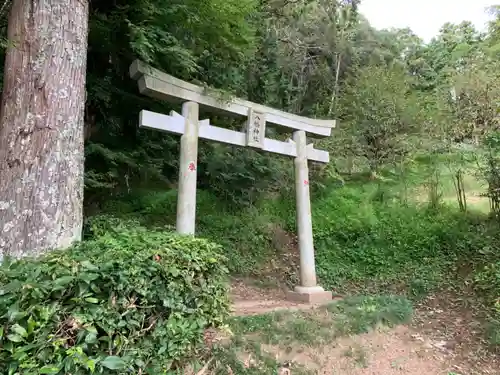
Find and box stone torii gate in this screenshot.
[130,60,335,303]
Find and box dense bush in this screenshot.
[93,191,279,275]
[0,225,229,374]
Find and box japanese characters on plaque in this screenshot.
[245,108,266,149]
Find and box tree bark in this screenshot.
[0,0,89,260]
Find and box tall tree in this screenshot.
[339,65,420,175]
[0,0,89,259]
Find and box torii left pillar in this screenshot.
[177,101,199,234]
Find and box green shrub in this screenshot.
[0,225,229,374]
[96,191,277,276]
[474,259,500,334]
[474,261,500,299]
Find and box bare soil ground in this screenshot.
[413,291,499,374]
[206,281,499,375]
[230,278,330,316]
[261,326,452,375]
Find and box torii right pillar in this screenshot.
[286,130,333,303]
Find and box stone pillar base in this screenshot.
[286,286,333,304]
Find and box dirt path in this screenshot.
[222,280,499,375]
[230,278,328,316]
[261,326,453,375]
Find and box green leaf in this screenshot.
[80,260,99,271]
[7,304,26,322]
[53,276,75,286]
[39,366,60,374]
[7,334,23,342]
[11,324,27,337]
[0,280,22,295]
[85,297,99,304]
[168,267,180,277]
[27,316,36,335]
[86,325,98,333]
[85,331,97,344]
[101,356,126,370]
[80,272,100,283]
[86,359,96,373]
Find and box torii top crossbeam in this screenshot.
[130,60,336,138]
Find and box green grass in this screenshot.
[302,154,499,299]
[310,181,482,294]
[228,295,413,346]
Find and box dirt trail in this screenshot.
[226,280,499,375]
[230,279,326,316]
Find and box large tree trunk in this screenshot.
[0,0,89,260]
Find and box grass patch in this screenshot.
[229,295,412,346]
[203,295,413,374]
[207,344,312,374]
[325,295,414,335]
[343,344,369,368]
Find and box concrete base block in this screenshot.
[286,286,333,304]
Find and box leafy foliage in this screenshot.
[83,0,261,204]
[78,1,500,353]
[0,226,229,374]
[339,65,420,172]
[306,180,484,297]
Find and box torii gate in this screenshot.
[130,60,335,303]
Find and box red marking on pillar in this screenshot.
[188,162,196,171]
[304,180,309,185]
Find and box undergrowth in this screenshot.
[93,178,497,300]
[87,160,500,348]
[310,182,489,295]
[0,225,229,374]
[89,189,277,275]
